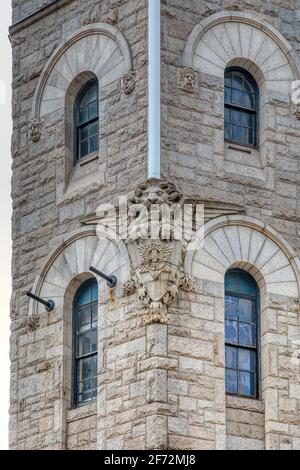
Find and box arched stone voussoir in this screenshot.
[32,22,133,120]
[183,11,300,95]
[185,215,300,299]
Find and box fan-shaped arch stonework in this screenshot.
[185,215,300,299]
[32,23,132,120]
[27,227,131,321]
[183,11,300,94]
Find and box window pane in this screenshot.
[239,371,256,397]
[80,140,89,158]
[79,106,88,124]
[78,307,91,332]
[89,135,98,154]
[232,73,243,90]
[225,123,231,140]
[89,121,98,137]
[225,346,238,369]
[243,92,255,109]
[91,328,97,353]
[78,331,91,356]
[92,304,98,322]
[225,74,231,87]
[80,379,92,403]
[225,295,239,320]
[88,101,98,120]
[243,78,253,93]
[92,355,98,377]
[225,87,231,103]
[238,298,254,322]
[89,84,97,102]
[232,89,243,107]
[225,107,231,123]
[232,109,242,125]
[232,125,242,142]
[242,111,254,128]
[226,369,238,394]
[225,320,238,344]
[238,349,256,372]
[239,322,256,347]
[80,125,89,141]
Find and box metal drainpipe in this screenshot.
[147,0,161,179]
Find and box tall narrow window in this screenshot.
[75,80,99,162]
[73,278,98,406]
[225,269,259,398]
[224,68,258,148]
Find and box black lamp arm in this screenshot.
[26,292,55,312]
[89,267,117,288]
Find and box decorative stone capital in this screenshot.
[121,71,136,95]
[105,8,118,25]
[177,67,199,94]
[29,119,43,142]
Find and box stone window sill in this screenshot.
[67,401,97,422]
[226,395,264,413]
[79,153,99,166]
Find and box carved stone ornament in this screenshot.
[29,119,43,142]
[138,240,173,279]
[177,67,199,94]
[25,312,40,332]
[105,8,118,25]
[121,279,136,297]
[125,179,195,325]
[292,102,300,119]
[131,179,181,207]
[121,72,136,95]
[179,275,194,292]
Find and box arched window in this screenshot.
[225,269,259,398]
[224,68,258,148]
[75,79,99,162]
[73,278,98,406]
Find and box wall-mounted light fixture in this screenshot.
[89,266,117,288]
[26,292,55,312]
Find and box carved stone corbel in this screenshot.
[25,312,40,332]
[177,67,199,94]
[29,119,43,142]
[121,279,136,297]
[105,8,118,25]
[121,72,136,95]
[292,103,300,120]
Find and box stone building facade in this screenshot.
[10,0,300,450]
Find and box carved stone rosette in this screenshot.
[121,72,136,95]
[177,67,199,94]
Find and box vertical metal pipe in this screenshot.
[148,0,161,179]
